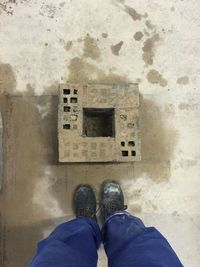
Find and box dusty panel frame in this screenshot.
[58,83,141,162]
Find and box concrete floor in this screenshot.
[0,0,200,266]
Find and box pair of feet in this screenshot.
[73,180,127,223]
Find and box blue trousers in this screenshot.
[29,212,183,267]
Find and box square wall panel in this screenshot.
[58,83,141,162]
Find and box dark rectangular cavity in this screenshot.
[128,141,135,146]
[83,108,115,137]
[63,124,70,129]
[131,151,136,156]
[70,97,78,103]
[64,106,71,112]
[63,98,68,103]
[121,141,125,146]
[63,89,70,94]
[122,151,128,157]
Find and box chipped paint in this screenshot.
[101,33,108,38]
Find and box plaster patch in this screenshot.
[0,63,16,94]
[134,32,144,41]
[68,57,127,83]
[144,28,150,37]
[178,103,198,111]
[177,76,189,85]
[111,41,124,56]
[124,5,142,21]
[147,69,167,87]
[0,63,16,115]
[145,20,155,30]
[83,34,101,60]
[134,97,179,181]
[142,34,160,65]
[64,41,73,51]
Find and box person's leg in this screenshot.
[28,185,101,267]
[100,181,183,267]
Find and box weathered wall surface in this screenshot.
[0,0,200,266]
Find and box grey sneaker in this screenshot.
[73,184,97,221]
[100,180,127,222]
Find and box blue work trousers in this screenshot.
[29,212,183,267]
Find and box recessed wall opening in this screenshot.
[128,141,135,146]
[64,106,71,112]
[121,141,125,146]
[122,151,128,157]
[131,151,136,156]
[63,124,70,129]
[83,108,115,137]
[63,89,70,94]
[70,97,78,103]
